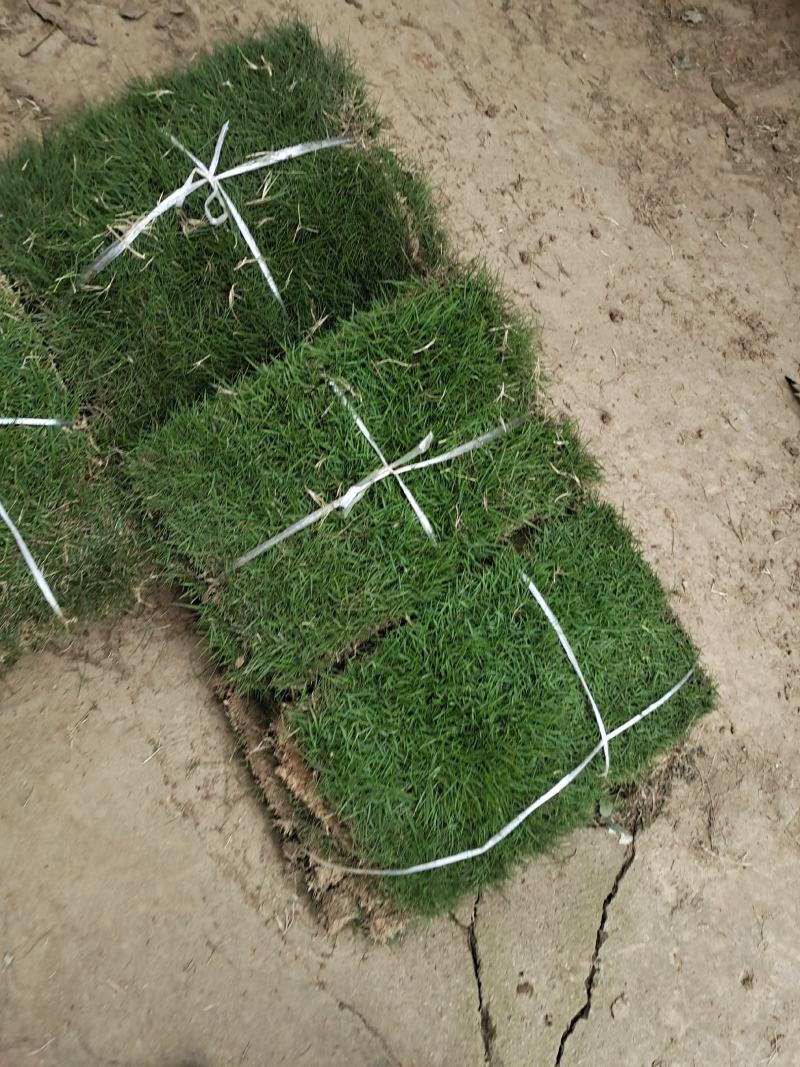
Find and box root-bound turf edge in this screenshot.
[216,681,406,940]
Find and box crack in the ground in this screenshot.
[463,893,498,1064]
[553,837,637,1066]
[316,980,402,1067]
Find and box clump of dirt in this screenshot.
[616,743,702,832]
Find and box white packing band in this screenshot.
[0,499,65,622]
[1,418,68,621]
[308,570,696,877]
[0,417,70,427]
[522,570,610,773]
[81,121,354,308]
[328,380,435,539]
[234,433,434,567]
[233,382,523,569]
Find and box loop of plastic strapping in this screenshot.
[81,121,354,312]
[204,190,229,227]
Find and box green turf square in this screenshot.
[133,273,597,692]
[290,501,714,912]
[0,23,443,447]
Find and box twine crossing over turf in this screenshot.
[233,379,524,568]
[81,122,354,310]
[309,570,695,877]
[1,418,70,621]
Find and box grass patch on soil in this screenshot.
[133,271,713,914]
[0,23,443,447]
[0,281,143,667]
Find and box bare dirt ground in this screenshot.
[1,1,799,1064]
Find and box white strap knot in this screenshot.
[234,381,522,569]
[328,381,436,540]
[83,121,354,312]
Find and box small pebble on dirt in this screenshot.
[484,103,499,118]
[600,410,612,424]
[680,8,705,24]
[739,967,754,989]
[725,125,745,153]
[609,308,624,322]
[118,0,147,19]
[671,48,696,71]
[519,249,530,264]
[590,224,600,238]
[516,980,535,996]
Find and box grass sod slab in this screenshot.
[133,272,598,693]
[0,23,443,447]
[289,502,715,915]
[0,282,142,667]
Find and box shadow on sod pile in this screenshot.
[133,272,715,920]
[0,280,141,667]
[0,23,443,448]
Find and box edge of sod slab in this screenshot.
[0,277,147,669]
[217,682,408,940]
[0,22,447,448]
[131,268,598,694]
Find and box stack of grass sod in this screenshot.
[0,23,443,449]
[133,272,715,926]
[0,24,443,667]
[0,278,142,668]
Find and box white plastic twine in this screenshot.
[234,380,522,569]
[523,571,610,773]
[1,418,70,621]
[0,417,70,427]
[82,122,354,310]
[310,569,695,877]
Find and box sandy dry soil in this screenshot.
[1,1,799,1064]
